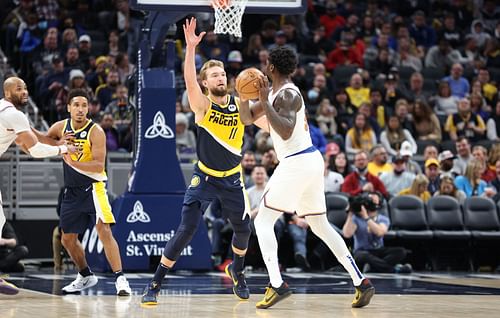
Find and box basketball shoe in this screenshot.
[62,273,98,293]
[141,281,161,306]
[225,262,250,300]
[115,275,131,296]
[256,282,292,309]
[0,278,19,295]
[352,278,375,308]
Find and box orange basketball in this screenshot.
[235,68,264,100]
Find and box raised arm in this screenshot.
[183,17,210,119]
[257,77,300,140]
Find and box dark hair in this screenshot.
[269,46,297,76]
[67,88,89,104]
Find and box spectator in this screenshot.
[382,73,407,110]
[104,85,133,140]
[319,1,345,38]
[88,98,103,123]
[367,145,392,177]
[399,174,431,203]
[438,13,463,49]
[439,150,456,178]
[261,149,278,177]
[77,35,92,71]
[100,113,120,151]
[412,99,442,143]
[407,72,430,103]
[316,98,337,139]
[452,137,472,176]
[61,28,78,54]
[175,112,196,154]
[345,113,377,155]
[199,30,230,62]
[400,140,421,175]
[0,222,29,272]
[368,88,385,129]
[333,88,356,136]
[247,165,268,220]
[469,20,491,50]
[324,39,363,71]
[341,151,388,198]
[95,69,120,109]
[241,151,256,188]
[491,160,500,202]
[345,73,370,109]
[472,145,496,182]
[115,52,135,85]
[226,50,243,77]
[441,63,470,98]
[454,160,496,198]
[395,99,415,135]
[380,155,416,197]
[409,10,436,49]
[343,192,411,274]
[358,102,381,137]
[477,68,498,106]
[308,118,327,154]
[444,98,486,142]
[324,154,344,193]
[425,158,441,195]
[87,55,109,91]
[434,175,467,204]
[306,74,331,113]
[328,151,352,178]
[393,37,422,72]
[486,101,500,141]
[380,114,416,157]
[64,45,84,71]
[423,145,439,161]
[364,34,395,73]
[424,38,460,71]
[431,81,459,115]
[242,34,265,66]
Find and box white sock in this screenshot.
[306,214,364,286]
[254,204,284,288]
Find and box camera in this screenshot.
[349,193,379,215]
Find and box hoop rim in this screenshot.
[130,0,307,14]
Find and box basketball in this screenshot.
[235,68,264,100]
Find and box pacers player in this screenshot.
[0,77,77,295]
[141,17,253,305]
[239,46,375,309]
[39,89,131,295]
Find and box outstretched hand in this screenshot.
[183,17,206,48]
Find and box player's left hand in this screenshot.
[257,75,270,102]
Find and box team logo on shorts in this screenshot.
[228,104,237,112]
[80,131,87,138]
[190,175,201,187]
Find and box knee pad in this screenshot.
[230,217,251,250]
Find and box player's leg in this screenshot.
[60,187,97,293]
[92,182,131,296]
[224,187,252,300]
[0,197,18,295]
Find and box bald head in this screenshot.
[3,77,28,107]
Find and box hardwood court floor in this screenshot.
[1,270,500,318]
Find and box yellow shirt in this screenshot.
[367,162,393,177]
[399,189,431,203]
[346,87,370,108]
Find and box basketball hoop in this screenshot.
[211,0,248,38]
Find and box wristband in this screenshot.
[58,145,68,154]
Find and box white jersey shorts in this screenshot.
[262,150,326,216]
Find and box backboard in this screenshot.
[130,0,307,14]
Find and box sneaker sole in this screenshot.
[141,301,158,306]
[62,278,98,293]
[352,287,375,308]
[256,290,292,309]
[224,265,249,301]
[117,290,131,296]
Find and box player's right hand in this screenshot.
[65,143,78,155]
[183,17,206,47]
[257,75,270,102]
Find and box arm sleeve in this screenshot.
[380,131,397,156]
[487,119,498,140]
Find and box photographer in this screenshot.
[343,192,412,273]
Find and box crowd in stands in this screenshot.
[1,0,500,272]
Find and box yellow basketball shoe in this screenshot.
[256,282,292,309]
[352,278,375,308]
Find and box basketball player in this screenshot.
[0,76,77,295]
[238,46,375,309]
[38,89,131,295]
[141,17,253,305]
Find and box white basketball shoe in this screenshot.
[115,275,131,296]
[62,273,98,293]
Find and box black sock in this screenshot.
[79,266,92,277]
[232,254,245,273]
[114,270,124,280]
[152,263,170,285]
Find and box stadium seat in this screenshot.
[332,65,358,87]
[421,67,445,81]
[427,196,470,239]
[463,197,500,240]
[389,195,433,239]
[325,192,348,229]
[416,140,439,155]
[397,66,415,85]
[440,140,456,153]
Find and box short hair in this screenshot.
[456,136,469,144]
[199,59,224,81]
[269,46,297,76]
[67,89,89,104]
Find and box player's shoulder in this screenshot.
[89,121,105,135]
[1,107,29,123]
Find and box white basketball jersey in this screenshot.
[268,83,313,161]
[0,99,30,156]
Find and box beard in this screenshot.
[11,95,27,107]
[209,86,227,97]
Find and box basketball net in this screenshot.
[212,0,248,38]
